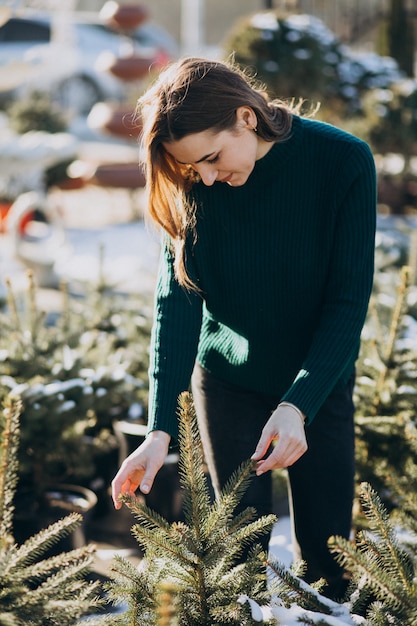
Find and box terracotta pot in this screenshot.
[99,51,155,81]
[100,2,149,32]
[88,102,142,140]
[91,163,146,189]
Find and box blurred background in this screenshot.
[0,0,415,302]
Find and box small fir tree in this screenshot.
[0,395,103,624]
[104,392,277,625]
[354,265,417,512]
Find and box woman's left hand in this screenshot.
[251,403,308,473]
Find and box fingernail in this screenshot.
[141,483,150,494]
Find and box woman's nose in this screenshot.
[198,165,218,186]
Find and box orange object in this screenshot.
[0,201,12,233]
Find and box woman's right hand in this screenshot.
[111,430,171,509]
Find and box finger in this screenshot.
[128,482,140,496]
[251,434,273,461]
[256,440,306,473]
[140,466,159,495]
[140,481,151,495]
[112,472,140,509]
[111,475,125,509]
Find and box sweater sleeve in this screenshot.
[147,238,203,442]
[281,139,376,422]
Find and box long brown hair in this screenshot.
[138,57,295,289]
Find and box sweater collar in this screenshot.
[251,114,304,181]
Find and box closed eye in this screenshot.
[207,155,219,164]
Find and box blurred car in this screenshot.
[0,12,178,117]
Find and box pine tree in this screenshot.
[354,265,417,512]
[0,395,103,625]
[329,482,417,625]
[103,391,277,625]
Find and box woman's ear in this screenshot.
[236,106,257,131]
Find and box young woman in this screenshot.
[111,57,376,599]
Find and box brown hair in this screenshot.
[138,57,295,289]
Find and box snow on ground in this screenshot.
[0,186,160,298]
[269,516,293,566]
[58,220,160,295]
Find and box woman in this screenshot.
[112,57,376,599]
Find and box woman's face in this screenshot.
[162,107,272,187]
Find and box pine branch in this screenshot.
[176,392,211,543]
[331,533,402,605]
[372,265,410,415]
[4,278,21,335]
[266,556,332,615]
[2,512,84,572]
[203,460,260,540]
[0,397,21,542]
[365,601,404,626]
[106,553,159,619]
[18,544,96,588]
[360,482,414,594]
[329,482,417,620]
[127,511,199,572]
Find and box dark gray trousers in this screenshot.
[191,362,355,595]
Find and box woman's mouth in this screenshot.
[219,174,233,183]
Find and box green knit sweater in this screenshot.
[147,115,377,441]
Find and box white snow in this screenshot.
[269,516,293,567]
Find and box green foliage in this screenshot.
[0,396,102,624]
[223,11,343,103]
[223,10,401,120]
[354,264,417,510]
[361,81,417,167]
[6,90,68,134]
[329,482,417,624]
[0,271,151,510]
[104,392,277,625]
